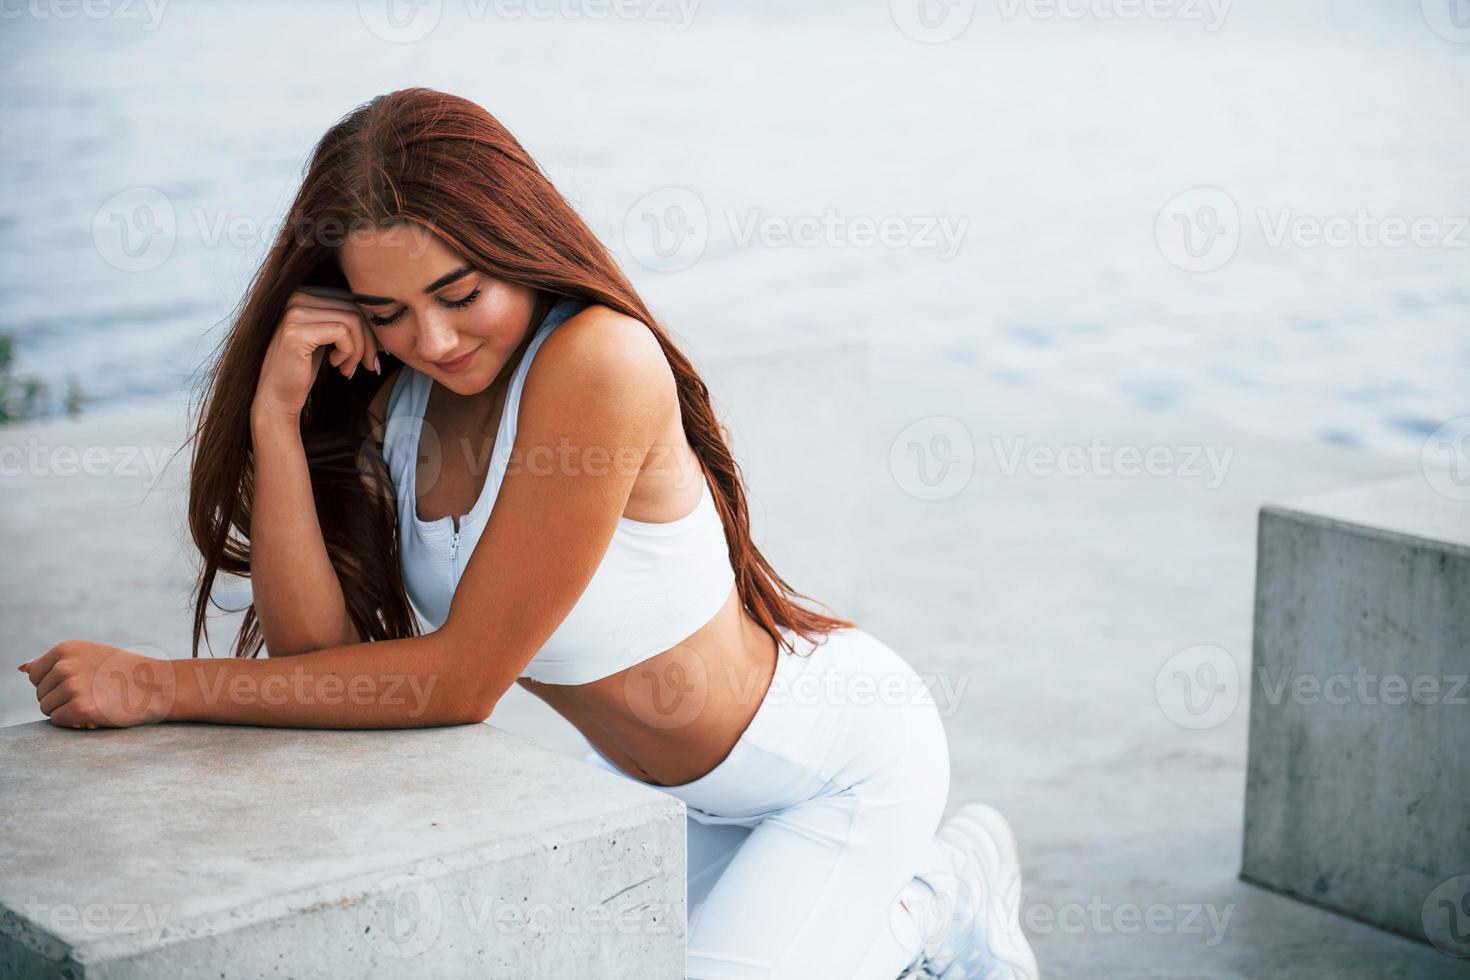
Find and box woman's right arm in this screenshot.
[248,408,360,657]
[248,288,382,658]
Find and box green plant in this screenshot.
[0,333,85,425]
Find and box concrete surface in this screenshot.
[1242,475,1470,952]
[0,721,684,979]
[3,347,1466,977]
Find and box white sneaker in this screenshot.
[915,804,1040,980]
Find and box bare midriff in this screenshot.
[514,584,778,787]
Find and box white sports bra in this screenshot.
[380,297,737,685]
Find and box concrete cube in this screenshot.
[0,721,685,978]
[1242,474,1470,951]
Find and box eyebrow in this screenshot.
[349,264,475,306]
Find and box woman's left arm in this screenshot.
[17,308,677,731]
[17,633,474,729]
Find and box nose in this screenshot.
[415,310,463,363]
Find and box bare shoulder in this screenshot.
[528,303,676,423]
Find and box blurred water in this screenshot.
[0,0,1466,454]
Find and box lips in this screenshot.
[433,347,480,373]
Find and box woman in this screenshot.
[17,88,1038,980]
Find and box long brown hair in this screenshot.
[185,86,853,662]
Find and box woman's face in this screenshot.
[338,221,535,395]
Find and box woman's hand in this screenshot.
[252,286,383,422]
[16,641,177,729]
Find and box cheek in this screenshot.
[471,302,527,350]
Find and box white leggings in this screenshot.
[584,624,952,979]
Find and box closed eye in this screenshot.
[364,286,481,327]
[442,286,480,309]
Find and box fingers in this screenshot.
[39,681,73,716]
[287,296,381,379]
[289,287,360,314]
[35,663,67,702]
[295,319,369,381]
[19,647,60,684]
[48,702,97,730]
